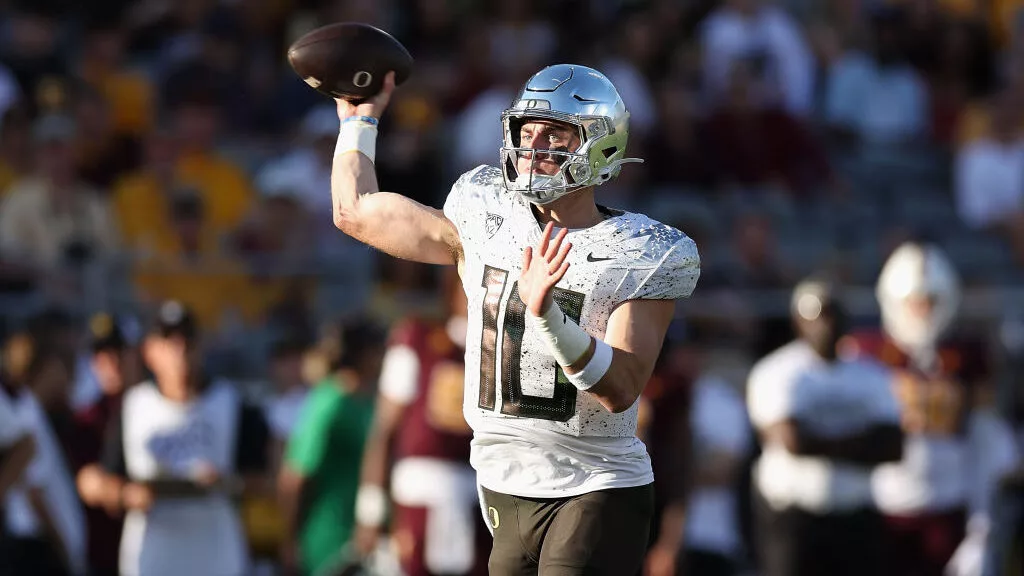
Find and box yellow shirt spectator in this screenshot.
[113,152,254,254]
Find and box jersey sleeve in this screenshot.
[624,223,701,301]
[443,165,488,240]
[442,165,505,249]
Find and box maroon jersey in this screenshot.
[390,318,473,463]
[840,330,992,437]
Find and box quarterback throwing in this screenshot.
[331,64,700,575]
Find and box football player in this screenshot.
[354,268,489,576]
[330,64,700,574]
[841,242,1018,576]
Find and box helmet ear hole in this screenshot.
[601,147,617,159]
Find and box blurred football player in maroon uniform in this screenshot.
[841,242,1018,576]
[354,268,489,576]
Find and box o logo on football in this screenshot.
[352,71,373,88]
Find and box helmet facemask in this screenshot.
[500,111,640,205]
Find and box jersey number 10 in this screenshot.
[479,266,586,422]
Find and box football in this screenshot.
[287,22,413,102]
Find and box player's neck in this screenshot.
[531,188,604,229]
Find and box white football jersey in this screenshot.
[444,165,700,497]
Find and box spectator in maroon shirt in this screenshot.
[73,312,141,576]
[704,56,835,197]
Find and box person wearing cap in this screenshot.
[0,112,118,283]
[73,312,140,576]
[83,300,270,576]
[746,277,904,576]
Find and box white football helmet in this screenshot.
[500,64,643,204]
[876,242,962,353]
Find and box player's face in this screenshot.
[517,120,581,177]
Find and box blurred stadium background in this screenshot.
[0,0,1023,574]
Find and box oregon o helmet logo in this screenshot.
[352,71,373,88]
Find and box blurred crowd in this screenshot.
[1,0,1024,574]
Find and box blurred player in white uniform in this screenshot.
[842,242,1019,576]
[328,64,700,574]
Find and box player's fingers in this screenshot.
[335,98,354,119]
[550,261,570,284]
[547,226,568,260]
[538,221,554,256]
[367,71,396,110]
[549,241,571,274]
[522,246,532,272]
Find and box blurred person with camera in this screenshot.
[78,300,270,576]
[354,269,489,576]
[842,242,1019,576]
[277,319,386,576]
[747,278,904,576]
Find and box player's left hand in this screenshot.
[519,221,572,317]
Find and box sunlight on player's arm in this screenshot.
[331,143,462,266]
[567,298,676,414]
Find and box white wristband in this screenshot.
[565,339,613,391]
[529,301,592,367]
[355,484,388,527]
[335,120,378,163]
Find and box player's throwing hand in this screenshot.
[519,221,572,317]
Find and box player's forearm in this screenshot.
[574,346,649,413]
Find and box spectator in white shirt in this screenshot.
[954,89,1024,264]
[824,8,929,146]
[747,277,903,576]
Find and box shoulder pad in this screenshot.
[443,165,505,237]
[618,217,700,301]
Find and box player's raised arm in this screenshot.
[331,72,462,265]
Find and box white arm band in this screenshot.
[355,483,388,527]
[565,339,613,391]
[335,117,378,163]
[529,302,613,391]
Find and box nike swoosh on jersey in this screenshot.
[586,253,615,262]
